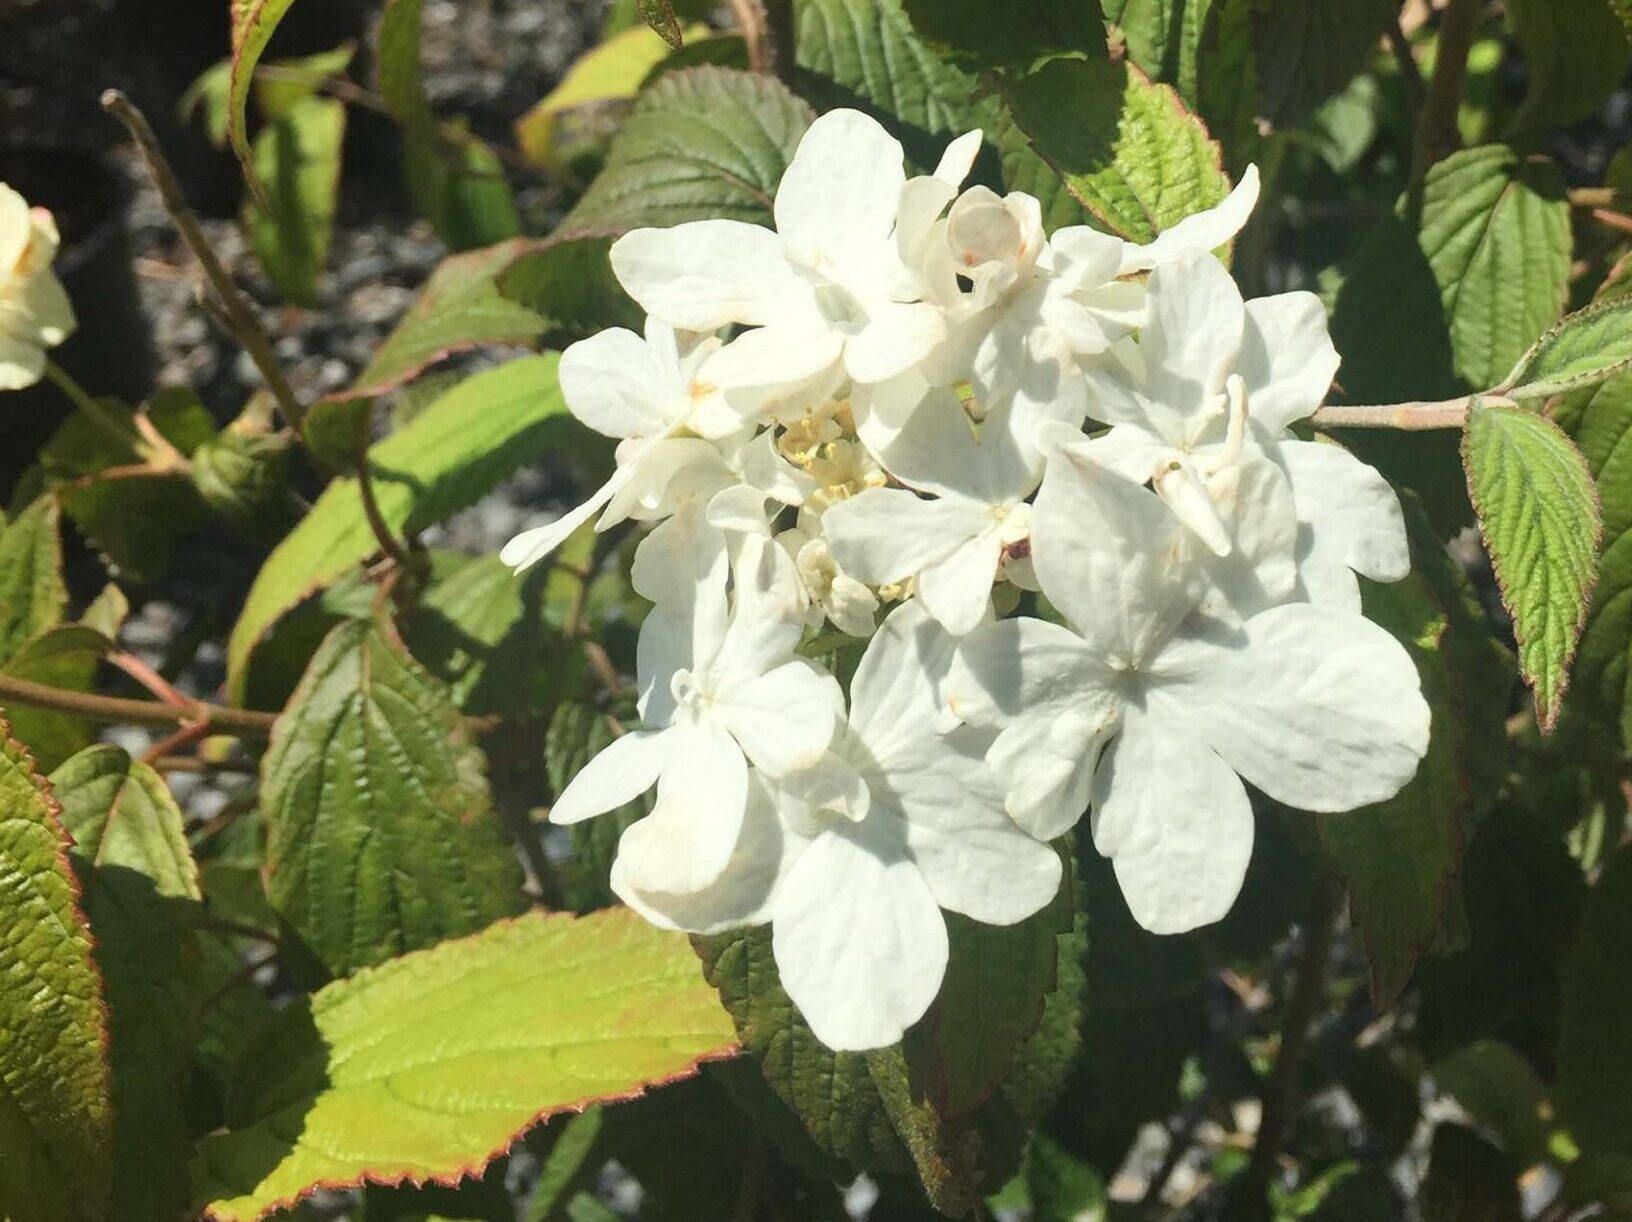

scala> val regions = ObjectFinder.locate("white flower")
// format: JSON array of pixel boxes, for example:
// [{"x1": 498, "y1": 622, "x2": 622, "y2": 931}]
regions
[
  {"x1": 824, "y1": 389, "x2": 1038, "y2": 636},
  {"x1": 610, "y1": 112, "x2": 979, "y2": 418},
  {"x1": 1080, "y1": 250, "x2": 1406, "y2": 618},
  {"x1": 500, "y1": 318, "x2": 738, "y2": 572},
  {"x1": 549, "y1": 534, "x2": 841, "y2": 896},
  {"x1": 616, "y1": 599, "x2": 1062, "y2": 1051},
  {"x1": 945, "y1": 443, "x2": 1430, "y2": 935},
  {"x1": 0, "y1": 184, "x2": 75, "y2": 391},
  {"x1": 779, "y1": 524, "x2": 878, "y2": 637}
]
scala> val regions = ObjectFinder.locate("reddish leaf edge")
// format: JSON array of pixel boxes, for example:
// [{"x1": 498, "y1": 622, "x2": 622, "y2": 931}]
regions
[
  {"x1": 0, "y1": 717, "x2": 116, "y2": 1153},
  {"x1": 198, "y1": 905, "x2": 742, "y2": 1222},
  {"x1": 1460, "y1": 405, "x2": 1604, "y2": 734}
]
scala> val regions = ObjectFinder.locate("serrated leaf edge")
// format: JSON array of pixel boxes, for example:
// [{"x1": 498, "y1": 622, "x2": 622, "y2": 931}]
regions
[
  {"x1": 1503, "y1": 293, "x2": 1632, "y2": 401},
  {"x1": 1461, "y1": 402, "x2": 1604, "y2": 732}
]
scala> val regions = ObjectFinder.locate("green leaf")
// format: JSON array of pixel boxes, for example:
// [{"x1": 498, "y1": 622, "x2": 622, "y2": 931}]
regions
[
  {"x1": 228, "y1": 0, "x2": 301, "y2": 188},
  {"x1": 564, "y1": 66, "x2": 814, "y2": 231},
  {"x1": 899, "y1": 0, "x2": 1105, "y2": 70},
  {"x1": 404, "y1": 550, "x2": 585, "y2": 718},
  {"x1": 906, "y1": 851, "x2": 1074, "y2": 1119},
  {"x1": 379, "y1": 0, "x2": 521, "y2": 249},
  {"x1": 1506, "y1": 0, "x2": 1630, "y2": 132},
  {"x1": 495, "y1": 234, "x2": 644, "y2": 338},
  {"x1": 41, "y1": 389, "x2": 215, "y2": 583},
  {"x1": 53, "y1": 745, "x2": 202, "y2": 1222},
  {"x1": 1422, "y1": 1125, "x2": 1524, "y2": 1222},
  {"x1": 180, "y1": 58, "x2": 233, "y2": 149},
  {"x1": 261, "y1": 618, "x2": 526, "y2": 976},
  {"x1": 864, "y1": 1047, "x2": 979, "y2": 1216},
  {"x1": 547, "y1": 700, "x2": 650, "y2": 912},
  {"x1": 1432, "y1": 1040, "x2": 1554, "y2": 1169},
  {"x1": 226, "y1": 354, "x2": 571, "y2": 703},
  {"x1": 333, "y1": 239, "x2": 548, "y2": 406},
  {"x1": 1462, "y1": 400, "x2": 1602, "y2": 730},
  {"x1": 253, "y1": 42, "x2": 355, "y2": 119},
  {"x1": 0, "y1": 495, "x2": 65, "y2": 663},
  {"x1": 0, "y1": 724, "x2": 112, "y2": 1222},
  {"x1": 1, "y1": 626, "x2": 109, "y2": 771},
  {"x1": 1250, "y1": 0, "x2": 1394, "y2": 126},
  {"x1": 1318, "y1": 492, "x2": 1497, "y2": 1005},
  {"x1": 1000, "y1": 55, "x2": 1231, "y2": 245},
  {"x1": 692, "y1": 924, "x2": 914, "y2": 1172},
  {"x1": 244, "y1": 94, "x2": 345, "y2": 308},
  {"x1": 1006, "y1": 1134, "x2": 1107, "y2": 1222},
  {"x1": 191, "y1": 405, "x2": 298, "y2": 540},
  {"x1": 1503, "y1": 294, "x2": 1632, "y2": 401},
  {"x1": 1422, "y1": 146, "x2": 1572, "y2": 393},
  {"x1": 513, "y1": 23, "x2": 703, "y2": 169},
  {"x1": 1558, "y1": 843, "x2": 1632, "y2": 1169},
  {"x1": 796, "y1": 0, "x2": 995, "y2": 155},
  {"x1": 192, "y1": 906, "x2": 738, "y2": 1221}
]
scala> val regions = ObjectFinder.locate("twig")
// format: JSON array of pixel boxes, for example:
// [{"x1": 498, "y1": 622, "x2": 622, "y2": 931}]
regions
[
  {"x1": 0, "y1": 672, "x2": 277, "y2": 737},
  {"x1": 355, "y1": 455, "x2": 407, "y2": 567},
  {"x1": 1590, "y1": 208, "x2": 1632, "y2": 237},
  {"x1": 1309, "y1": 396, "x2": 1476, "y2": 430},
  {"x1": 150, "y1": 754, "x2": 259, "y2": 777},
  {"x1": 101, "y1": 90, "x2": 307, "y2": 434},
  {"x1": 1240, "y1": 876, "x2": 1343, "y2": 1217},
  {"x1": 200, "y1": 916, "x2": 281, "y2": 947},
  {"x1": 1410, "y1": 0, "x2": 1482, "y2": 188},
  {"x1": 142, "y1": 717, "x2": 215, "y2": 766},
  {"x1": 1384, "y1": 19, "x2": 1426, "y2": 113},
  {"x1": 106, "y1": 650, "x2": 192, "y2": 710}
]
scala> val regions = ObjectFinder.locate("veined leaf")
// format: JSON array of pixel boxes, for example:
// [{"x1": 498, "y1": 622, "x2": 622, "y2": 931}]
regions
[
  {"x1": 1463, "y1": 401, "x2": 1602, "y2": 730},
  {"x1": 226, "y1": 354, "x2": 570, "y2": 703},
  {"x1": 0, "y1": 725, "x2": 112, "y2": 1222},
  {"x1": 547, "y1": 699, "x2": 650, "y2": 912},
  {"x1": 192, "y1": 907, "x2": 738, "y2": 1222},
  {"x1": 1, "y1": 625, "x2": 109, "y2": 772},
  {"x1": 1000, "y1": 55, "x2": 1230, "y2": 246},
  {"x1": 636, "y1": 0, "x2": 684, "y2": 48},
  {"x1": 53, "y1": 745, "x2": 202, "y2": 1222},
  {"x1": 244, "y1": 94, "x2": 345, "y2": 308},
  {"x1": 495, "y1": 233, "x2": 643, "y2": 338},
  {"x1": 1421, "y1": 146, "x2": 1571, "y2": 393},
  {"x1": 228, "y1": 0, "x2": 301, "y2": 188},
  {"x1": 0, "y1": 496, "x2": 65, "y2": 663},
  {"x1": 1504, "y1": 294, "x2": 1632, "y2": 401},
  {"x1": 1251, "y1": 0, "x2": 1393, "y2": 126},
  {"x1": 796, "y1": 0, "x2": 995, "y2": 155},
  {"x1": 514, "y1": 23, "x2": 705, "y2": 169},
  {"x1": 564, "y1": 65, "x2": 813, "y2": 231},
  {"x1": 260, "y1": 618, "x2": 526, "y2": 976}
]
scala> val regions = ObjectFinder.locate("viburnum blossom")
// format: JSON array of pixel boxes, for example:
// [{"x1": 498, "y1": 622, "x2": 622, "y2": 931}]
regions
[
  {"x1": 505, "y1": 109, "x2": 1432, "y2": 1051},
  {"x1": 0, "y1": 183, "x2": 76, "y2": 391}
]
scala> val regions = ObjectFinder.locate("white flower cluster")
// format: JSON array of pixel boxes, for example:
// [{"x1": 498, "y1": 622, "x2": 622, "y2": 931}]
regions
[
  {"x1": 503, "y1": 111, "x2": 1431, "y2": 1051},
  {"x1": 0, "y1": 183, "x2": 75, "y2": 391}
]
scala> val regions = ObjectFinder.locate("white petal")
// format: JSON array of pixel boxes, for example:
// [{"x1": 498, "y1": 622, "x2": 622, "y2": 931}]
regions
[
  {"x1": 822, "y1": 487, "x2": 991, "y2": 586},
  {"x1": 916, "y1": 526, "x2": 1005, "y2": 637},
  {"x1": 1031, "y1": 444, "x2": 1205, "y2": 662},
  {"x1": 559, "y1": 327, "x2": 676, "y2": 439},
  {"x1": 874, "y1": 386, "x2": 1037, "y2": 505},
  {"x1": 846, "y1": 599, "x2": 954, "y2": 745},
  {"x1": 772, "y1": 818, "x2": 947, "y2": 1051},
  {"x1": 1142, "y1": 249, "x2": 1245, "y2": 418},
  {"x1": 705, "y1": 320, "x2": 847, "y2": 421},
  {"x1": 611, "y1": 220, "x2": 810, "y2": 329},
  {"x1": 619, "y1": 724, "x2": 748, "y2": 894},
  {"x1": 612, "y1": 773, "x2": 805, "y2": 933},
  {"x1": 934, "y1": 130, "x2": 984, "y2": 186},
  {"x1": 1151, "y1": 602, "x2": 1430, "y2": 812},
  {"x1": 946, "y1": 616, "x2": 1119, "y2": 838},
  {"x1": 1196, "y1": 448, "x2": 1301, "y2": 619},
  {"x1": 776, "y1": 109, "x2": 907, "y2": 266},
  {"x1": 844, "y1": 302, "x2": 949, "y2": 385},
  {"x1": 499, "y1": 464, "x2": 634, "y2": 572},
  {"x1": 549, "y1": 728, "x2": 671, "y2": 825},
  {"x1": 716, "y1": 661, "x2": 842, "y2": 777},
  {"x1": 1119, "y1": 164, "x2": 1261, "y2": 274},
  {"x1": 1240, "y1": 293, "x2": 1339, "y2": 432},
  {"x1": 905, "y1": 793, "x2": 1063, "y2": 926},
  {"x1": 1280, "y1": 439, "x2": 1410, "y2": 585},
  {"x1": 1090, "y1": 704, "x2": 1255, "y2": 935},
  {"x1": 604, "y1": 437, "x2": 734, "y2": 525}
]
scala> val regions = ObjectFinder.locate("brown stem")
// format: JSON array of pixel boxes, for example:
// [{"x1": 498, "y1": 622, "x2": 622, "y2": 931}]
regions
[
  {"x1": 106, "y1": 650, "x2": 192, "y2": 710},
  {"x1": 1385, "y1": 19, "x2": 1426, "y2": 113},
  {"x1": 1240, "y1": 876, "x2": 1342, "y2": 1217},
  {"x1": 1309, "y1": 396, "x2": 1474, "y2": 430},
  {"x1": 0, "y1": 672, "x2": 277, "y2": 737},
  {"x1": 101, "y1": 90, "x2": 307, "y2": 433},
  {"x1": 355, "y1": 452, "x2": 407, "y2": 568},
  {"x1": 1410, "y1": 0, "x2": 1482, "y2": 188}
]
